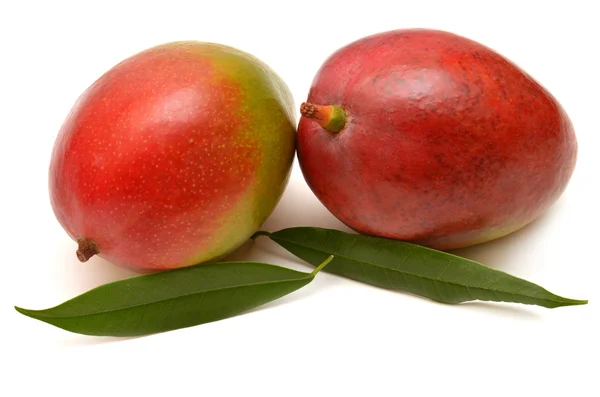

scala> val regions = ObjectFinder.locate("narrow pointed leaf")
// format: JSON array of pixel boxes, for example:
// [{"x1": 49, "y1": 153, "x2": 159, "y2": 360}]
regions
[
  {"x1": 15, "y1": 257, "x2": 333, "y2": 337},
  {"x1": 254, "y1": 227, "x2": 587, "y2": 308}
]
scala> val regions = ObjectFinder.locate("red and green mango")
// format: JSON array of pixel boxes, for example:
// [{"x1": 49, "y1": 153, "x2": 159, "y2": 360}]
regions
[{"x1": 49, "y1": 42, "x2": 296, "y2": 272}]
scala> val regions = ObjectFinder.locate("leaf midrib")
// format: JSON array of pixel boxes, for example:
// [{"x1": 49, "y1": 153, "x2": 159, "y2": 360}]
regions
[
  {"x1": 274, "y1": 236, "x2": 570, "y2": 305},
  {"x1": 23, "y1": 274, "x2": 312, "y2": 319}
]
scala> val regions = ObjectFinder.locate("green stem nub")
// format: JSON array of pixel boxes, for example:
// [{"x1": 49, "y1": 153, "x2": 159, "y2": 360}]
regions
[
  {"x1": 300, "y1": 102, "x2": 348, "y2": 133},
  {"x1": 76, "y1": 237, "x2": 99, "y2": 262}
]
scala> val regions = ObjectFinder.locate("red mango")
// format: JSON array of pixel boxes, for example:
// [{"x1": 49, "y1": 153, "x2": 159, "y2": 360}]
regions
[{"x1": 297, "y1": 29, "x2": 577, "y2": 250}]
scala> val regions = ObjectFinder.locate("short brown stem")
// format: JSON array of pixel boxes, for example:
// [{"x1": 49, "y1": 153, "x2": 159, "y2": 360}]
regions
[
  {"x1": 300, "y1": 102, "x2": 321, "y2": 120},
  {"x1": 76, "y1": 237, "x2": 99, "y2": 262}
]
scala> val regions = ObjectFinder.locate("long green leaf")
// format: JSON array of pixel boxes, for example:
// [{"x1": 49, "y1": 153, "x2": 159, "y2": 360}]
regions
[
  {"x1": 15, "y1": 256, "x2": 333, "y2": 337},
  {"x1": 254, "y1": 227, "x2": 587, "y2": 308}
]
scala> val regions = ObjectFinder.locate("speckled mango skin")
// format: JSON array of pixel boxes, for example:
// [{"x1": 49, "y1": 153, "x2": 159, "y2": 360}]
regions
[
  {"x1": 297, "y1": 29, "x2": 577, "y2": 250},
  {"x1": 49, "y1": 42, "x2": 296, "y2": 271}
]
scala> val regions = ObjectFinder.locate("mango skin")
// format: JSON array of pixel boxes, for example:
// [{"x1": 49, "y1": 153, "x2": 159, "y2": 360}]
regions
[
  {"x1": 49, "y1": 42, "x2": 296, "y2": 271},
  {"x1": 297, "y1": 29, "x2": 577, "y2": 250}
]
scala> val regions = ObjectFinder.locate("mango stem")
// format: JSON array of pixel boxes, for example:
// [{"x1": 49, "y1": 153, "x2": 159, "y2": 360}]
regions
[
  {"x1": 300, "y1": 102, "x2": 348, "y2": 133},
  {"x1": 76, "y1": 237, "x2": 99, "y2": 262}
]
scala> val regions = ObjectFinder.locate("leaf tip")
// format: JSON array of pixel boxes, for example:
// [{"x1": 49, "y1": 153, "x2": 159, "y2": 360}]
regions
[
  {"x1": 544, "y1": 296, "x2": 588, "y2": 308},
  {"x1": 14, "y1": 305, "x2": 35, "y2": 318},
  {"x1": 311, "y1": 255, "x2": 334, "y2": 276},
  {"x1": 15, "y1": 305, "x2": 50, "y2": 321},
  {"x1": 560, "y1": 298, "x2": 588, "y2": 307}
]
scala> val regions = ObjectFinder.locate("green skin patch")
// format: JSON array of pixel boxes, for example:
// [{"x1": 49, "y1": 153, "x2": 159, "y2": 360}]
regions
[
  {"x1": 178, "y1": 42, "x2": 296, "y2": 267},
  {"x1": 323, "y1": 106, "x2": 348, "y2": 133}
]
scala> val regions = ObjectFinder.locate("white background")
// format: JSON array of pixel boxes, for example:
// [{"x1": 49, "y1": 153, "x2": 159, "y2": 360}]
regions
[{"x1": 1, "y1": 1, "x2": 598, "y2": 396}]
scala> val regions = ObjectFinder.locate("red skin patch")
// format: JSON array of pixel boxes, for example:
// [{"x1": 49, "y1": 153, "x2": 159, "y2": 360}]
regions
[
  {"x1": 50, "y1": 45, "x2": 259, "y2": 270},
  {"x1": 297, "y1": 29, "x2": 577, "y2": 250}
]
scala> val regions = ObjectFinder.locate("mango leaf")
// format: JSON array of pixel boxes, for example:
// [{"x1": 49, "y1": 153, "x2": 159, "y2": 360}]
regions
[
  {"x1": 254, "y1": 227, "x2": 587, "y2": 308},
  {"x1": 15, "y1": 256, "x2": 333, "y2": 337}
]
